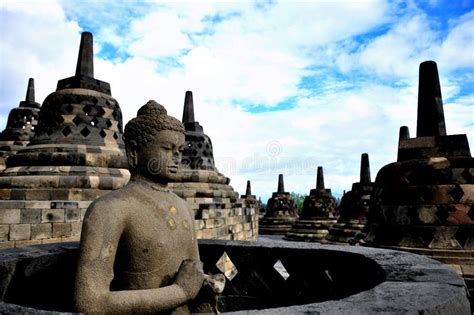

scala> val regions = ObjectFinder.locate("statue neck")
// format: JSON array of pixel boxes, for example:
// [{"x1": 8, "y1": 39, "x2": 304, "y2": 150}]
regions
[{"x1": 130, "y1": 174, "x2": 169, "y2": 191}]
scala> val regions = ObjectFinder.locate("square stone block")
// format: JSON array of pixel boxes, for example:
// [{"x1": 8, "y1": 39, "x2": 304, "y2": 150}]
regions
[
  {"x1": 0, "y1": 209, "x2": 21, "y2": 224},
  {"x1": 71, "y1": 221, "x2": 82, "y2": 235},
  {"x1": 202, "y1": 228, "x2": 217, "y2": 239},
  {"x1": 25, "y1": 189, "x2": 51, "y2": 200},
  {"x1": 42, "y1": 209, "x2": 65, "y2": 223},
  {"x1": 31, "y1": 224, "x2": 52, "y2": 240},
  {"x1": 0, "y1": 189, "x2": 11, "y2": 200},
  {"x1": 0, "y1": 225, "x2": 9, "y2": 242},
  {"x1": 20, "y1": 209, "x2": 41, "y2": 224},
  {"x1": 52, "y1": 223, "x2": 72, "y2": 238},
  {"x1": 10, "y1": 224, "x2": 31, "y2": 241},
  {"x1": 66, "y1": 208, "x2": 81, "y2": 222}
]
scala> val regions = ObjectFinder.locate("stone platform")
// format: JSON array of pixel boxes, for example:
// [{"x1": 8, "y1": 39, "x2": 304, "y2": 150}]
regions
[{"x1": 0, "y1": 240, "x2": 470, "y2": 313}]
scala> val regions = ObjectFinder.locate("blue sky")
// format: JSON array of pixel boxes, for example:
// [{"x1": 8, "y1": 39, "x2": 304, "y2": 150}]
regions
[{"x1": 0, "y1": 0, "x2": 473, "y2": 202}]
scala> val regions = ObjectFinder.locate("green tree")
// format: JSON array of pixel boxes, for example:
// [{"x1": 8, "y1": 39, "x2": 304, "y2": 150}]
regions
[{"x1": 290, "y1": 192, "x2": 306, "y2": 214}]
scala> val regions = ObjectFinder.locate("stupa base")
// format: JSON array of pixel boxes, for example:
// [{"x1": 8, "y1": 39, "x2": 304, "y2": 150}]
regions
[
  {"x1": 325, "y1": 220, "x2": 366, "y2": 244},
  {"x1": 284, "y1": 219, "x2": 337, "y2": 242},
  {"x1": 259, "y1": 217, "x2": 297, "y2": 235}
]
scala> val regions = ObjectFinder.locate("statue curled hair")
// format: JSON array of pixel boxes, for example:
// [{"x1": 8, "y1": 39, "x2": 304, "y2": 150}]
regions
[{"x1": 123, "y1": 100, "x2": 185, "y2": 149}]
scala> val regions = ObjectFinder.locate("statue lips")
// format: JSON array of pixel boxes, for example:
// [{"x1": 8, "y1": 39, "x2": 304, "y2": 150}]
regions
[{"x1": 168, "y1": 166, "x2": 178, "y2": 174}]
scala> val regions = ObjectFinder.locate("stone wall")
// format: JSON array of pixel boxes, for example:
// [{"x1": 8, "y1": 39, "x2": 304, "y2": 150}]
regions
[
  {"x1": 0, "y1": 192, "x2": 259, "y2": 248},
  {"x1": 0, "y1": 200, "x2": 90, "y2": 248},
  {"x1": 172, "y1": 182, "x2": 259, "y2": 241}
]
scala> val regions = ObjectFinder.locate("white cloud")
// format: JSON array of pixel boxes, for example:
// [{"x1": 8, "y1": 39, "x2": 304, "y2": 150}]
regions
[
  {"x1": 0, "y1": 0, "x2": 81, "y2": 111},
  {"x1": 439, "y1": 11, "x2": 474, "y2": 70},
  {"x1": 336, "y1": 9, "x2": 474, "y2": 80},
  {"x1": 0, "y1": 0, "x2": 472, "y2": 203}
]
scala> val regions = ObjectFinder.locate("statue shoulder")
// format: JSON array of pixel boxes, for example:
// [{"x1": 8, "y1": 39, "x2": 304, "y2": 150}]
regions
[
  {"x1": 170, "y1": 191, "x2": 192, "y2": 209},
  {"x1": 84, "y1": 184, "x2": 141, "y2": 220}
]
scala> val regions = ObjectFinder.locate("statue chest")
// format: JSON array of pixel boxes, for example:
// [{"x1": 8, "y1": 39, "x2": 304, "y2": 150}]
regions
[{"x1": 114, "y1": 200, "x2": 197, "y2": 281}]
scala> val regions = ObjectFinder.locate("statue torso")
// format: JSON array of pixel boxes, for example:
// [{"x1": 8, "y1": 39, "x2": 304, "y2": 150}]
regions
[{"x1": 109, "y1": 182, "x2": 198, "y2": 290}]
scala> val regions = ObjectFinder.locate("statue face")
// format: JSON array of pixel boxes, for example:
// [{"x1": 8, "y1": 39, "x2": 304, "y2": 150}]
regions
[{"x1": 136, "y1": 130, "x2": 185, "y2": 182}]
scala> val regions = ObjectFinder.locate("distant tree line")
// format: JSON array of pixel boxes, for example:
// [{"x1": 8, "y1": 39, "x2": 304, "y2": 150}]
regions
[{"x1": 290, "y1": 192, "x2": 307, "y2": 214}]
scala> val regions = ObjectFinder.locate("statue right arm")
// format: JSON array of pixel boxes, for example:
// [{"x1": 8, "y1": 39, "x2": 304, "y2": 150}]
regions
[{"x1": 74, "y1": 202, "x2": 191, "y2": 313}]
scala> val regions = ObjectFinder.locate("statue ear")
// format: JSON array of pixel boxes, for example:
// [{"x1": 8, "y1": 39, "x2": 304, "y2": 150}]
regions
[{"x1": 126, "y1": 140, "x2": 139, "y2": 169}]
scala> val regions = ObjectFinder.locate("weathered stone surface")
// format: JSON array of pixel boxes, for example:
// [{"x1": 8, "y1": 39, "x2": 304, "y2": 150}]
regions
[
  {"x1": 20, "y1": 208, "x2": 41, "y2": 224},
  {"x1": 9, "y1": 224, "x2": 31, "y2": 241},
  {"x1": 31, "y1": 224, "x2": 52, "y2": 240},
  {"x1": 52, "y1": 223, "x2": 72, "y2": 238},
  {"x1": 0, "y1": 209, "x2": 20, "y2": 224},
  {"x1": 41, "y1": 209, "x2": 65, "y2": 223},
  {"x1": 0, "y1": 225, "x2": 9, "y2": 242}
]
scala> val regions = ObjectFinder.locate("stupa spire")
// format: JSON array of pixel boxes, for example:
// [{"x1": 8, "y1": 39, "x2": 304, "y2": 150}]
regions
[
  {"x1": 360, "y1": 153, "x2": 371, "y2": 184},
  {"x1": 75, "y1": 32, "x2": 94, "y2": 77},
  {"x1": 416, "y1": 61, "x2": 446, "y2": 137},
  {"x1": 19, "y1": 78, "x2": 40, "y2": 108},
  {"x1": 182, "y1": 91, "x2": 195, "y2": 123},
  {"x1": 25, "y1": 78, "x2": 35, "y2": 104},
  {"x1": 246, "y1": 180, "x2": 252, "y2": 196},
  {"x1": 399, "y1": 126, "x2": 410, "y2": 141},
  {"x1": 316, "y1": 166, "x2": 325, "y2": 190},
  {"x1": 277, "y1": 174, "x2": 285, "y2": 193}
]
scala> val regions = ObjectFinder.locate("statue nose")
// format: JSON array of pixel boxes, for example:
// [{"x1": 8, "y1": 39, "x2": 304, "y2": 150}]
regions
[{"x1": 172, "y1": 151, "x2": 181, "y2": 163}]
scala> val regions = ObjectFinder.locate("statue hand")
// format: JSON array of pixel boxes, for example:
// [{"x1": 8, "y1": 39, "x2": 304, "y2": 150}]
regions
[{"x1": 175, "y1": 259, "x2": 205, "y2": 301}]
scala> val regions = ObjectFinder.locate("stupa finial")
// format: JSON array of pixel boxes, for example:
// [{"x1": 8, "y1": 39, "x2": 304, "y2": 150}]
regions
[
  {"x1": 182, "y1": 91, "x2": 195, "y2": 124},
  {"x1": 75, "y1": 32, "x2": 94, "y2": 77},
  {"x1": 277, "y1": 174, "x2": 285, "y2": 193},
  {"x1": 416, "y1": 61, "x2": 446, "y2": 137},
  {"x1": 19, "y1": 78, "x2": 40, "y2": 108},
  {"x1": 360, "y1": 153, "x2": 371, "y2": 184},
  {"x1": 246, "y1": 180, "x2": 252, "y2": 196},
  {"x1": 399, "y1": 126, "x2": 410, "y2": 140},
  {"x1": 317, "y1": 166, "x2": 325, "y2": 190},
  {"x1": 25, "y1": 78, "x2": 35, "y2": 103}
]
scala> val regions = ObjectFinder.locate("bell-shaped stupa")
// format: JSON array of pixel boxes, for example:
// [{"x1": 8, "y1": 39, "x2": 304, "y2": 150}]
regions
[
  {"x1": 0, "y1": 32, "x2": 130, "y2": 247},
  {"x1": 326, "y1": 154, "x2": 374, "y2": 244},
  {"x1": 241, "y1": 180, "x2": 264, "y2": 217},
  {"x1": 169, "y1": 91, "x2": 258, "y2": 240},
  {"x1": 364, "y1": 61, "x2": 473, "y2": 299},
  {"x1": 285, "y1": 167, "x2": 337, "y2": 241},
  {"x1": 259, "y1": 174, "x2": 298, "y2": 235},
  {"x1": 0, "y1": 78, "x2": 41, "y2": 170}
]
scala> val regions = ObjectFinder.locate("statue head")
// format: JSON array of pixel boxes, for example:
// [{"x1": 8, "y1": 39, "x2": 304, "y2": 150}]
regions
[{"x1": 124, "y1": 100, "x2": 186, "y2": 183}]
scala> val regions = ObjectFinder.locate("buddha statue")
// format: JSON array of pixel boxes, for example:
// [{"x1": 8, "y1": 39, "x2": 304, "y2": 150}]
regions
[{"x1": 75, "y1": 101, "x2": 205, "y2": 313}]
